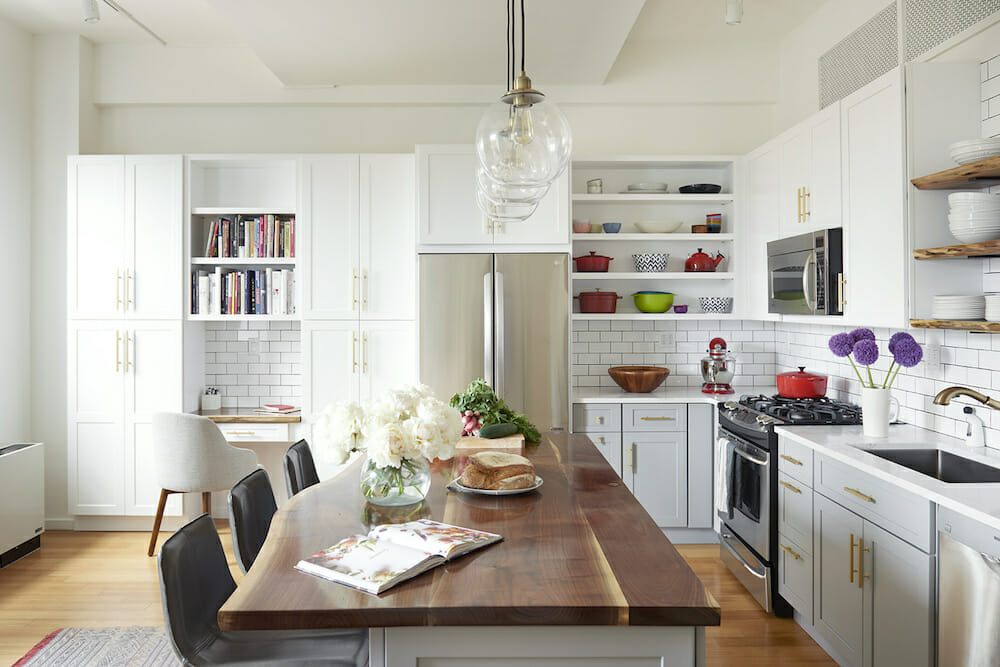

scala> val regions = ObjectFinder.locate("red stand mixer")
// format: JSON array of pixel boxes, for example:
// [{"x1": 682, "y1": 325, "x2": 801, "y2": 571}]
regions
[{"x1": 701, "y1": 337, "x2": 736, "y2": 395}]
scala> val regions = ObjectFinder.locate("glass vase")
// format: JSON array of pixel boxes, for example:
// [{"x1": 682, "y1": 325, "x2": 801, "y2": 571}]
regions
[{"x1": 360, "y1": 455, "x2": 431, "y2": 507}]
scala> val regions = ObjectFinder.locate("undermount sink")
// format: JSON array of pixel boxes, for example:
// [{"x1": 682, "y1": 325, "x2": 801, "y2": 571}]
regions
[{"x1": 865, "y1": 448, "x2": 1000, "y2": 484}]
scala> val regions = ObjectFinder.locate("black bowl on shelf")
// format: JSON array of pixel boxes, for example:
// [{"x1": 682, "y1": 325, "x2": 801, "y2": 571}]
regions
[{"x1": 679, "y1": 183, "x2": 722, "y2": 194}]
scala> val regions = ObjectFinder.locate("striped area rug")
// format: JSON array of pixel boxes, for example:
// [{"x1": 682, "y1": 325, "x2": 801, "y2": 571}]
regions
[{"x1": 14, "y1": 627, "x2": 179, "y2": 666}]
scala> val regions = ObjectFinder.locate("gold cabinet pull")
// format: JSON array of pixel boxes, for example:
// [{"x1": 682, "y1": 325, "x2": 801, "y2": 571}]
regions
[
  {"x1": 780, "y1": 544, "x2": 802, "y2": 560},
  {"x1": 849, "y1": 533, "x2": 858, "y2": 583},
  {"x1": 126, "y1": 269, "x2": 133, "y2": 309},
  {"x1": 115, "y1": 329, "x2": 122, "y2": 372},
  {"x1": 352, "y1": 270, "x2": 358, "y2": 310},
  {"x1": 796, "y1": 187, "x2": 803, "y2": 223},
  {"x1": 361, "y1": 270, "x2": 368, "y2": 309},
  {"x1": 351, "y1": 331, "x2": 358, "y2": 373},
  {"x1": 640, "y1": 416, "x2": 674, "y2": 421},
  {"x1": 780, "y1": 454, "x2": 803, "y2": 466},
  {"x1": 838, "y1": 273, "x2": 847, "y2": 308},
  {"x1": 595, "y1": 416, "x2": 605, "y2": 424},
  {"x1": 625, "y1": 443, "x2": 634, "y2": 472},
  {"x1": 116, "y1": 268, "x2": 123, "y2": 310},
  {"x1": 803, "y1": 189, "x2": 811, "y2": 218},
  {"x1": 596, "y1": 436, "x2": 605, "y2": 444},
  {"x1": 858, "y1": 537, "x2": 870, "y2": 588},
  {"x1": 226, "y1": 430, "x2": 256, "y2": 436},
  {"x1": 779, "y1": 480, "x2": 802, "y2": 494},
  {"x1": 844, "y1": 486, "x2": 876, "y2": 503},
  {"x1": 124, "y1": 331, "x2": 132, "y2": 371},
  {"x1": 362, "y1": 331, "x2": 368, "y2": 373}
]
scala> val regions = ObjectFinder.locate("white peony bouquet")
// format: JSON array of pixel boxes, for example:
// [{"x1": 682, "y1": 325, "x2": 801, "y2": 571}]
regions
[{"x1": 314, "y1": 383, "x2": 462, "y2": 470}]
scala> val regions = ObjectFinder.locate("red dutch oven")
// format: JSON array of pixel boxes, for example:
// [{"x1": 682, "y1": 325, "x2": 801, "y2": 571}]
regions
[
  {"x1": 575, "y1": 289, "x2": 621, "y2": 313},
  {"x1": 573, "y1": 251, "x2": 613, "y2": 272},
  {"x1": 776, "y1": 366, "x2": 828, "y2": 399}
]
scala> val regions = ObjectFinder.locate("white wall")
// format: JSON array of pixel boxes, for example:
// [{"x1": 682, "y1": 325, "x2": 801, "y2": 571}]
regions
[{"x1": 0, "y1": 15, "x2": 33, "y2": 443}]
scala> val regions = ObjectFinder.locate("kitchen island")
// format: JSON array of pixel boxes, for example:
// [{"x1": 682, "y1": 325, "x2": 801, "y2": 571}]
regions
[{"x1": 218, "y1": 432, "x2": 720, "y2": 666}]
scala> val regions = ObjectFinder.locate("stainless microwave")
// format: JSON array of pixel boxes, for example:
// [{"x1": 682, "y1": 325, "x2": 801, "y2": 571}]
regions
[{"x1": 767, "y1": 228, "x2": 844, "y2": 316}]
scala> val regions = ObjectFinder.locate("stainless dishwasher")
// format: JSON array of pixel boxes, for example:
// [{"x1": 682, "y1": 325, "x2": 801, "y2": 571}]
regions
[{"x1": 938, "y1": 506, "x2": 1000, "y2": 666}]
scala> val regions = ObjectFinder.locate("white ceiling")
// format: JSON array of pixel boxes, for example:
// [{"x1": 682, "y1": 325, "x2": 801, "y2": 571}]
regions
[{"x1": 0, "y1": 0, "x2": 827, "y2": 87}]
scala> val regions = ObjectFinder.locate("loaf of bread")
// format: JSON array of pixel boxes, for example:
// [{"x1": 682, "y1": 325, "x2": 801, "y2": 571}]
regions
[{"x1": 459, "y1": 451, "x2": 536, "y2": 490}]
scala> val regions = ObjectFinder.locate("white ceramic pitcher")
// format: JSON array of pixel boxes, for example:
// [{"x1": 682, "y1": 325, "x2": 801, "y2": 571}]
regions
[{"x1": 861, "y1": 387, "x2": 900, "y2": 438}]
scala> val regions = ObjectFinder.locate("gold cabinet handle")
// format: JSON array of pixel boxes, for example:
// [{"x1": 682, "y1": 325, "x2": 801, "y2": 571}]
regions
[
  {"x1": 838, "y1": 273, "x2": 847, "y2": 308},
  {"x1": 361, "y1": 270, "x2": 368, "y2": 309},
  {"x1": 802, "y1": 188, "x2": 811, "y2": 218},
  {"x1": 849, "y1": 533, "x2": 858, "y2": 583},
  {"x1": 844, "y1": 486, "x2": 876, "y2": 503},
  {"x1": 351, "y1": 331, "x2": 358, "y2": 373},
  {"x1": 352, "y1": 270, "x2": 358, "y2": 311},
  {"x1": 116, "y1": 268, "x2": 123, "y2": 310},
  {"x1": 625, "y1": 443, "x2": 635, "y2": 472},
  {"x1": 796, "y1": 187, "x2": 802, "y2": 223},
  {"x1": 596, "y1": 436, "x2": 605, "y2": 444},
  {"x1": 126, "y1": 269, "x2": 133, "y2": 309},
  {"x1": 779, "y1": 480, "x2": 802, "y2": 494},
  {"x1": 780, "y1": 454, "x2": 803, "y2": 466},
  {"x1": 858, "y1": 537, "x2": 870, "y2": 588},
  {"x1": 779, "y1": 544, "x2": 802, "y2": 561},
  {"x1": 595, "y1": 416, "x2": 604, "y2": 424},
  {"x1": 115, "y1": 329, "x2": 122, "y2": 372},
  {"x1": 124, "y1": 331, "x2": 132, "y2": 372},
  {"x1": 640, "y1": 416, "x2": 674, "y2": 421},
  {"x1": 362, "y1": 331, "x2": 368, "y2": 373},
  {"x1": 226, "y1": 430, "x2": 257, "y2": 436}
]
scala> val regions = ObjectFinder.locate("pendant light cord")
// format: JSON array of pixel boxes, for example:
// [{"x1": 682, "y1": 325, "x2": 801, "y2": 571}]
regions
[
  {"x1": 507, "y1": 0, "x2": 513, "y2": 90},
  {"x1": 520, "y1": 0, "x2": 525, "y2": 73}
]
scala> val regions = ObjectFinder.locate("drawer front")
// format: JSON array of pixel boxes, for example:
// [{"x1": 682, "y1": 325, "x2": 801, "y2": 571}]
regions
[
  {"x1": 777, "y1": 532, "x2": 813, "y2": 623},
  {"x1": 217, "y1": 423, "x2": 290, "y2": 442},
  {"x1": 622, "y1": 404, "x2": 687, "y2": 432},
  {"x1": 583, "y1": 432, "x2": 622, "y2": 477},
  {"x1": 778, "y1": 471, "x2": 812, "y2": 553},
  {"x1": 778, "y1": 435, "x2": 813, "y2": 486},
  {"x1": 815, "y1": 454, "x2": 934, "y2": 552},
  {"x1": 938, "y1": 505, "x2": 1000, "y2": 559},
  {"x1": 572, "y1": 404, "x2": 621, "y2": 433}
]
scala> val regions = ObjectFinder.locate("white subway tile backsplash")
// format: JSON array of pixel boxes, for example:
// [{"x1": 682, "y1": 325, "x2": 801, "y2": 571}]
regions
[{"x1": 204, "y1": 322, "x2": 301, "y2": 408}]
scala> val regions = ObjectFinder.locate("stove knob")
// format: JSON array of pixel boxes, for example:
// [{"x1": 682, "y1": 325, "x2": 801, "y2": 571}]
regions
[
  {"x1": 723, "y1": 401, "x2": 739, "y2": 411},
  {"x1": 755, "y1": 414, "x2": 775, "y2": 425}
]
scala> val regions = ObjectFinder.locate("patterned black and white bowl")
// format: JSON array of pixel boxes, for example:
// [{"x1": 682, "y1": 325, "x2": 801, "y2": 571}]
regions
[
  {"x1": 698, "y1": 296, "x2": 734, "y2": 313},
  {"x1": 632, "y1": 253, "x2": 669, "y2": 272}
]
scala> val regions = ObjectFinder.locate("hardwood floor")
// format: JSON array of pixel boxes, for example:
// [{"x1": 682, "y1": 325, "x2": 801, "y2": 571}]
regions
[{"x1": 0, "y1": 532, "x2": 833, "y2": 665}]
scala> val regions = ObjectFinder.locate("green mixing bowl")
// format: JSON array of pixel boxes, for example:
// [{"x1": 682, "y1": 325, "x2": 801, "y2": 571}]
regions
[{"x1": 632, "y1": 291, "x2": 674, "y2": 313}]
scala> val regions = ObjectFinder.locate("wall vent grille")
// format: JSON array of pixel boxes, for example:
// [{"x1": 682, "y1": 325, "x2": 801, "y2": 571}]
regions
[
  {"x1": 905, "y1": 0, "x2": 1000, "y2": 61},
  {"x1": 818, "y1": 3, "x2": 898, "y2": 109}
]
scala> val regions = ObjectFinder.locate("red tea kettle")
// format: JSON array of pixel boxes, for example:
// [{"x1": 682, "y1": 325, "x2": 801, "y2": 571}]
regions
[{"x1": 684, "y1": 248, "x2": 725, "y2": 272}]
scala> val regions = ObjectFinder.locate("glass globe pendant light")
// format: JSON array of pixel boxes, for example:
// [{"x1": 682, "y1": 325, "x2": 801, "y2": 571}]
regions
[{"x1": 475, "y1": 0, "x2": 572, "y2": 220}]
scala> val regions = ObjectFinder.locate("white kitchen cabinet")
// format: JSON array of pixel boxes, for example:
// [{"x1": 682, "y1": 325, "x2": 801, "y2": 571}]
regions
[
  {"x1": 416, "y1": 145, "x2": 569, "y2": 248},
  {"x1": 744, "y1": 142, "x2": 780, "y2": 319},
  {"x1": 778, "y1": 104, "x2": 842, "y2": 239},
  {"x1": 624, "y1": 433, "x2": 687, "y2": 528},
  {"x1": 68, "y1": 155, "x2": 183, "y2": 320},
  {"x1": 588, "y1": 432, "x2": 623, "y2": 475},
  {"x1": 302, "y1": 320, "x2": 417, "y2": 416},
  {"x1": 68, "y1": 320, "x2": 183, "y2": 517},
  {"x1": 841, "y1": 69, "x2": 907, "y2": 329},
  {"x1": 300, "y1": 154, "x2": 415, "y2": 320}
]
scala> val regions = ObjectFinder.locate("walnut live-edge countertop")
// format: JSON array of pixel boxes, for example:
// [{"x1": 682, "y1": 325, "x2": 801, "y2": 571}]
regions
[
  {"x1": 218, "y1": 433, "x2": 721, "y2": 631},
  {"x1": 197, "y1": 408, "x2": 301, "y2": 424}
]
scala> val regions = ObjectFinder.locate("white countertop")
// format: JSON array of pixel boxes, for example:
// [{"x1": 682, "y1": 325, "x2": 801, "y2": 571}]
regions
[
  {"x1": 573, "y1": 385, "x2": 779, "y2": 404},
  {"x1": 779, "y1": 423, "x2": 1000, "y2": 532}
]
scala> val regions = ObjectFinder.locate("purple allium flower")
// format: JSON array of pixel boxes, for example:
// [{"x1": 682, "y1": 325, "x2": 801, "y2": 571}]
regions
[
  {"x1": 850, "y1": 328, "x2": 876, "y2": 343},
  {"x1": 828, "y1": 333, "x2": 855, "y2": 358},
  {"x1": 888, "y1": 332, "x2": 915, "y2": 354},
  {"x1": 853, "y1": 339, "x2": 879, "y2": 366},
  {"x1": 892, "y1": 339, "x2": 923, "y2": 367}
]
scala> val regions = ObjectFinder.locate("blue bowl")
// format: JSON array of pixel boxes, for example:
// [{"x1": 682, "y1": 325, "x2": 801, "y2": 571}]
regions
[{"x1": 602, "y1": 222, "x2": 621, "y2": 233}]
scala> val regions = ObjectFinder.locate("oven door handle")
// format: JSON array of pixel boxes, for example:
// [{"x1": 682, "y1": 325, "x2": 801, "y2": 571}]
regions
[{"x1": 733, "y1": 441, "x2": 769, "y2": 467}]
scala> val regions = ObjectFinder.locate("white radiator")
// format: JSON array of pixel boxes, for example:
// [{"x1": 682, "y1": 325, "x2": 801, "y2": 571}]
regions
[{"x1": 0, "y1": 442, "x2": 44, "y2": 566}]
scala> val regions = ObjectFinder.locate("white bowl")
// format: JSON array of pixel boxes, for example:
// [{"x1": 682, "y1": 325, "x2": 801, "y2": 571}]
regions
[
  {"x1": 627, "y1": 182, "x2": 667, "y2": 192},
  {"x1": 635, "y1": 221, "x2": 683, "y2": 233},
  {"x1": 951, "y1": 229, "x2": 1000, "y2": 243},
  {"x1": 949, "y1": 192, "x2": 1000, "y2": 203}
]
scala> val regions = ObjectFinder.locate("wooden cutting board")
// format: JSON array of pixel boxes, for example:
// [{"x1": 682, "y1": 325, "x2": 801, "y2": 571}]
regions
[{"x1": 455, "y1": 433, "x2": 525, "y2": 453}]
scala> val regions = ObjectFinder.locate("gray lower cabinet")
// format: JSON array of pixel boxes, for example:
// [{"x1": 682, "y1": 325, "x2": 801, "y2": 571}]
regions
[
  {"x1": 589, "y1": 432, "x2": 622, "y2": 475},
  {"x1": 624, "y1": 432, "x2": 687, "y2": 527},
  {"x1": 813, "y1": 492, "x2": 933, "y2": 667}
]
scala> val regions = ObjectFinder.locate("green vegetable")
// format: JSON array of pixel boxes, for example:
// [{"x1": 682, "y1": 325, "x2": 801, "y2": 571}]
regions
[
  {"x1": 479, "y1": 423, "x2": 518, "y2": 439},
  {"x1": 450, "y1": 379, "x2": 541, "y2": 442}
]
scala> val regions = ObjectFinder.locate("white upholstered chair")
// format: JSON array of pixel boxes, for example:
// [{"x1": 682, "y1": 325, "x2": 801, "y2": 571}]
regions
[{"x1": 148, "y1": 412, "x2": 259, "y2": 557}]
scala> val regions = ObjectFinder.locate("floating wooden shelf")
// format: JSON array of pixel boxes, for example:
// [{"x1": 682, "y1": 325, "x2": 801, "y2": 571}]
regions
[
  {"x1": 910, "y1": 156, "x2": 1000, "y2": 190},
  {"x1": 910, "y1": 319, "x2": 1000, "y2": 332},
  {"x1": 913, "y1": 240, "x2": 1000, "y2": 259}
]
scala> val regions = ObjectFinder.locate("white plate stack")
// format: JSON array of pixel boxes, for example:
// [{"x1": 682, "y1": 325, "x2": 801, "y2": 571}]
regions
[
  {"x1": 932, "y1": 294, "x2": 986, "y2": 320},
  {"x1": 948, "y1": 192, "x2": 1000, "y2": 244},
  {"x1": 949, "y1": 138, "x2": 1000, "y2": 165},
  {"x1": 986, "y1": 295, "x2": 1000, "y2": 323}
]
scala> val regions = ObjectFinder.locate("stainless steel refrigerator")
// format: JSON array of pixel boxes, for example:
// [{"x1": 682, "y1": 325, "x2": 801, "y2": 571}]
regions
[{"x1": 418, "y1": 253, "x2": 569, "y2": 433}]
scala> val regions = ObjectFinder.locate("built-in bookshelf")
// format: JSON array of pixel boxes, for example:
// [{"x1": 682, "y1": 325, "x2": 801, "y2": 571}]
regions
[{"x1": 186, "y1": 157, "x2": 299, "y2": 319}]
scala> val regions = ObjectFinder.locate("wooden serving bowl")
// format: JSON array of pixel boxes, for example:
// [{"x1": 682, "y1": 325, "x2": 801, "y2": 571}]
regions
[{"x1": 608, "y1": 366, "x2": 669, "y2": 393}]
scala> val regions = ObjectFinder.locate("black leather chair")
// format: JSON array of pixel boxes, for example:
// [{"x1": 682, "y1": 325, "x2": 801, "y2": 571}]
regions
[
  {"x1": 284, "y1": 439, "x2": 320, "y2": 497},
  {"x1": 227, "y1": 468, "x2": 277, "y2": 574},
  {"x1": 157, "y1": 513, "x2": 369, "y2": 666}
]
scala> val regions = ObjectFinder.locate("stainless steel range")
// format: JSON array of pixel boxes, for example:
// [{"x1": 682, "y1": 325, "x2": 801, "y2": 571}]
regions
[{"x1": 715, "y1": 394, "x2": 862, "y2": 616}]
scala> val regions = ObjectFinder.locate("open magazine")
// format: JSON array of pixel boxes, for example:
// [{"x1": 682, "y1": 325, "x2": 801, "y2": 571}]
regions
[{"x1": 294, "y1": 519, "x2": 502, "y2": 595}]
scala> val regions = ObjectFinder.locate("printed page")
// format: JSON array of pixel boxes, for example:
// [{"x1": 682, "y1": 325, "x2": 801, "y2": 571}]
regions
[
  {"x1": 295, "y1": 535, "x2": 438, "y2": 595},
  {"x1": 368, "y1": 519, "x2": 502, "y2": 560}
]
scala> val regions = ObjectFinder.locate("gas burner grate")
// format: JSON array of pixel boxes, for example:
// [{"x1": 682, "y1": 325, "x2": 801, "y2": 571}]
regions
[{"x1": 737, "y1": 394, "x2": 862, "y2": 426}]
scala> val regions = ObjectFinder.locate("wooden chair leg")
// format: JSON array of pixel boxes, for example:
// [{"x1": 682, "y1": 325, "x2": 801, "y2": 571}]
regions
[
  {"x1": 202, "y1": 491, "x2": 212, "y2": 515},
  {"x1": 148, "y1": 489, "x2": 172, "y2": 557}
]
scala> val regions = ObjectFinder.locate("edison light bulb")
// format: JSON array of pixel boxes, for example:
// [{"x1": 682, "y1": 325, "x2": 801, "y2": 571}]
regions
[{"x1": 510, "y1": 104, "x2": 534, "y2": 145}]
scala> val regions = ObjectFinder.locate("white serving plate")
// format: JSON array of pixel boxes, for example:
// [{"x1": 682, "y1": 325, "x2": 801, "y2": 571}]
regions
[{"x1": 446, "y1": 475, "x2": 543, "y2": 496}]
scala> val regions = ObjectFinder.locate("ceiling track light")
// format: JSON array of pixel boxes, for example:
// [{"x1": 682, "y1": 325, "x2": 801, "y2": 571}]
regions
[
  {"x1": 82, "y1": 0, "x2": 100, "y2": 23},
  {"x1": 725, "y1": 0, "x2": 743, "y2": 25},
  {"x1": 82, "y1": 0, "x2": 168, "y2": 46}
]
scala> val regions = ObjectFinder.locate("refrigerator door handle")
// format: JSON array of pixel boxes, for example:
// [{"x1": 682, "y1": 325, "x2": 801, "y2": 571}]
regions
[
  {"x1": 483, "y1": 272, "x2": 494, "y2": 387},
  {"x1": 495, "y1": 271, "x2": 505, "y2": 398}
]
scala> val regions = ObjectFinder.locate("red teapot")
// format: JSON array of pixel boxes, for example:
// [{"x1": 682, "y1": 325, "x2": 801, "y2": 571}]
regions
[{"x1": 684, "y1": 248, "x2": 725, "y2": 272}]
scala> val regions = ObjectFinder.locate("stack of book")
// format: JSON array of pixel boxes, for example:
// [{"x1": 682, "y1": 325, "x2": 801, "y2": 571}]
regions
[
  {"x1": 191, "y1": 268, "x2": 295, "y2": 315},
  {"x1": 205, "y1": 215, "x2": 295, "y2": 258}
]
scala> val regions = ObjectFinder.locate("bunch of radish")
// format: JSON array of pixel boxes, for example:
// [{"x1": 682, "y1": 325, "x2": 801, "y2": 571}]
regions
[{"x1": 461, "y1": 410, "x2": 482, "y2": 436}]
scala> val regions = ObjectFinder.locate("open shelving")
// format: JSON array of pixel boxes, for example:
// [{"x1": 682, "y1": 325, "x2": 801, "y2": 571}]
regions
[
  {"x1": 909, "y1": 155, "x2": 1000, "y2": 190},
  {"x1": 912, "y1": 240, "x2": 1000, "y2": 259},
  {"x1": 909, "y1": 319, "x2": 1000, "y2": 332},
  {"x1": 573, "y1": 272, "x2": 733, "y2": 280},
  {"x1": 572, "y1": 313, "x2": 740, "y2": 321},
  {"x1": 572, "y1": 233, "x2": 735, "y2": 242}
]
